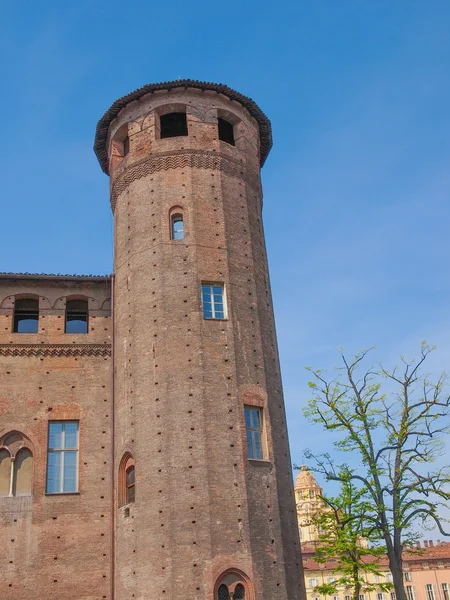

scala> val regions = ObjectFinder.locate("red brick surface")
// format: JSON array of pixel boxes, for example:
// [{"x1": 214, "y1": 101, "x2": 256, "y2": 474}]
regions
[
  {"x1": 110, "y1": 87, "x2": 305, "y2": 599},
  {"x1": 0, "y1": 278, "x2": 111, "y2": 599}
]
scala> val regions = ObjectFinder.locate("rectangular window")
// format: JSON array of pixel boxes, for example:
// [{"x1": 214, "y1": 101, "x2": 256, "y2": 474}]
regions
[
  {"x1": 308, "y1": 579, "x2": 318, "y2": 588},
  {"x1": 345, "y1": 596, "x2": 351, "y2": 600},
  {"x1": 201, "y1": 283, "x2": 225, "y2": 319},
  {"x1": 442, "y1": 584, "x2": 449, "y2": 600},
  {"x1": 328, "y1": 577, "x2": 336, "y2": 583},
  {"x1": 406, "y1": 586, "x2": 415, "y2": 600},
  {"x1": 359, "y1": 594, "x2": 367, "y2": 600},
  {"x1": 245, "y1": 406, "x2": 264, "y2": 460},
  {"x1": 386, "y1": 574, "x2": 393, "y2": 583},
  {"x1": 390, "y1": 593, "x2": 396, "y2": 600},
  {"x1": 426, "y1": 585, "x2": 435, "y2": 600},
  {"x1": 375, "y1": 576, "x2": 381, "y2": 584},
  {"x1": 377, "y1": 593, "x2": 385, "y2": 600},
  {"x1": 46, "y1": 422, "x2": 79, "y2": 493},
  {"x1": 405, "y1": 572, "x2": 412, "y2": 582},
  {"x1": 13, "y1": 298, "x2": 39, "y2": 333}
]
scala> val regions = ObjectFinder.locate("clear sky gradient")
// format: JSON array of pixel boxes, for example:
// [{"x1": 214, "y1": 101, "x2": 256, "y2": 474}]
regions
[{"x1": 2, "y1": 2, "x2": 450, "y2": 515}]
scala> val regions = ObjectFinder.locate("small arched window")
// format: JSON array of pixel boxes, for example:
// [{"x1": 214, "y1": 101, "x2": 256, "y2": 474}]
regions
[
  {"x1": 65, "y1": 299, "x2": 89, "y2": 334},
  {"x1": 171, "y1": 214, "x2": 184, "y2": 240},
  {"x1": 119, "y1": 453, "x2": 135, "y2": 507},
  {"x1": 0, "y1": 432, "x2": 33, "y2": 497},
  {"x1": 215, "y1": 570, "x2": 251, "y2": 600},
  {"x1": 13, "y1": 448, "x2": 33, "y2": 496},
  {"x1": 0, "y1": 449, "x2": 11, "y2": 496},
  {"x1": 13, "y1": 298, "x2": 39, "y2": 333}
]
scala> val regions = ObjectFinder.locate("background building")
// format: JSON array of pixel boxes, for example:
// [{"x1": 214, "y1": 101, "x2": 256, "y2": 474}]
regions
[{"x1": 296, "y1": 467, "x2": 450, "y2": 600}]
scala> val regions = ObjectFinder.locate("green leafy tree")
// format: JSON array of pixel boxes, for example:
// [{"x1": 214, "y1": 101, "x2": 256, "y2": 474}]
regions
[
  {"x1": 306, "y1": 472, "x2": 391, "y2": 600},
  {"x1": 304, "y1": 344, "x2": 450, "y2": 600}
]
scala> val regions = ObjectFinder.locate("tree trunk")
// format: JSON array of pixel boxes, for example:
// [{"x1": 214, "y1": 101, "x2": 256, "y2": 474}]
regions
[{"x1": 352, "y1": 562, "x2": 361, "y2": 600}]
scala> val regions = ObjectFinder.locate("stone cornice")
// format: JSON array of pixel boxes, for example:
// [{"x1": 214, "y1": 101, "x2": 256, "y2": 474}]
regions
[
  {"x1": 0, "y1": 344, "x2": 111, "y2": 358},
  {"x1": 110, "y1": 149, "x2": 261, "y2": 210}
]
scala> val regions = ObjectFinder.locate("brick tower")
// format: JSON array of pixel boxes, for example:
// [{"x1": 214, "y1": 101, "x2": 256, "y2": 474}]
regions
[{"x1": 94, "y1": 80, "x2": 305, "y2": 600}]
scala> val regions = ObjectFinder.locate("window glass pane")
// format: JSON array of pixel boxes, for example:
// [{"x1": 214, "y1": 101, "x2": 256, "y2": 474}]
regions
[
  {"x1": 47, "y1": 452, "x2": 61, "y2": 493},
  {"x1": 48, "y1": 423, "x2": 63, "y2": 449},
  {"x1": 63, "y1": 477, "x2": 77, "y2": 493},
  {"x1": 212, "y1": 286, "x2": 222, "y2": 295},
  {"x1": 172, "y1": 217, "x2": 184, "y2": 240},
  {"x1": 126, "y1": 466, "x2": 135, "y2": 487},
  {"x1": 14, "y1": 315, "x2": 39, "y2": 333},
  {"x1": 63, "y1": 452, "x2": 77, "y2": 492},
  {"x1": 252, "y1": 409, "x2": 261, "y2": 430},
  {"x1": 244, "y1": 407, "x2": 251, "y2": 428},
  {"x1": 65, "y1": 316, "x2": 88, "y2": 334},
  {"x1": 215, "y1": 309, "x2": 224, "y2": 319},
  {"x1": 64, "y1": 422, "x2": 78, "y2": 449},
  {"x1": 246, "y1": 430, "x2": 254, "y2": 459},
  {"x1": 254, "y1": 435, "x2": 263, "y2": 459}
]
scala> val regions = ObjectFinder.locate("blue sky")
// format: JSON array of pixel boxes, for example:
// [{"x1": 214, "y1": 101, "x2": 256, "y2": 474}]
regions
[{"x1": 1, "y1": 2, "x2": 450, "y2": 510}]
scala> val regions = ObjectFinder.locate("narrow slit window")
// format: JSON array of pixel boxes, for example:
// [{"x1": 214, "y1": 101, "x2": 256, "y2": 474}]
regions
[
  {"x1": 218, "y1": 118, "x2": 235, "y2": 146},
  {"x1": 13, "y1": 298, "x2": 39, "y2": 333},
  {"x1": 171, "y1": 214, "x2": 184, "y2": 240},
  {"x1": 244, "y1": 406, "x2": 264, "y2": 460},
  {"x1": 160, "y1": 112, "x2": 188, "y2": 139},
  {"x1": 126, "y1": 464, "x2": 135, "y2": 504},
  {"x1": 46, "y1": 421, "x2": 79, "y2": 494},
  {"x1": 201, "y1": 284, "x2": 225, "y2": 319},
  {"x1": 65, "y1": 299, "x2": 88, "y2": 334}
]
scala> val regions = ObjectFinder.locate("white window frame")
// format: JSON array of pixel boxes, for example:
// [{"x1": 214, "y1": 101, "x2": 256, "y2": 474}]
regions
[
  {"x1": 441, "y1": 584, "x2": 449, "y2": 600},
  {"x1": 390, "y1": 592, "x2": 397, "y2": 600},
  {"x1": 46, "y1": 421, "x2": 79, "y2": 494},
  {"x1": 426, "y1": 585, "x2": 436, "y2": 600},
  {"x1": 309, "y1": 578, "x2": 318, "y2": 588},
  {"x1": 201, "y1": 283, "x2": 227, "y2": 320},
  {"x1": 405, "y1": 572, "x2": 412, "y2": 582},
  {"x1": 377, "y1": 593, "x2": 385, "y2": 600},
  {"x1": 406, "y1": 586, "x2": 415, "y2": 600}
]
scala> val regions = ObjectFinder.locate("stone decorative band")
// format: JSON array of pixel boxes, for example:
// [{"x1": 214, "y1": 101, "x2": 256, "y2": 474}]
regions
[
  {"x1": 110, "y1": 149, "x2": 261, "y2": 210},
  {"x1": 0, "y1": 344, "x2": 111, "y2": 358}
]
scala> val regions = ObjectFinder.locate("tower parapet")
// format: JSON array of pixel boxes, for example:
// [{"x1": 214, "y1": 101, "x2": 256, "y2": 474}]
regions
[{"x1": 95, "y1": 79, "x2": 305, "y2": 600}]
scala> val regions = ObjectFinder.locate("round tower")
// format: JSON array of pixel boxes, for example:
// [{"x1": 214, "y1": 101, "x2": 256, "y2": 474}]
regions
[{"x1": 94, "y1": 80, "x2": 305, "y2": 600}]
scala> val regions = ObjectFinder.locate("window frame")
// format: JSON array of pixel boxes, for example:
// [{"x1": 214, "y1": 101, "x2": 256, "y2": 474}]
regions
[
  {"x1": 426, "y1": 585, "x2": 436, "y2": 600},
  {"x1": 13, "y1": 297, "x2": 39, "y2": 333},
  {"x1": 218, "y1": 117, "x2": 235, "y2": 146},
  {"x1": 160, "y1": 111, "x2": 188, "y2": 139},
  {"x1": 201, "y1": 282, "x2": 227, "y2": 320},
  {"x1": 65, "y1": 299, "x2": 89, "y2": 334},
  {"x1": 171, "y1": 213, "x2": 184, "y2": 240},
  {"x1": 406, "y1": 586, "x2": 415, "y2": 600},
  {"x1": 46, "y1": 421, "x2": 79, "y2": 494},
  {"x1": 244, "y1": 406, "x2": 266, "y2": 460}
]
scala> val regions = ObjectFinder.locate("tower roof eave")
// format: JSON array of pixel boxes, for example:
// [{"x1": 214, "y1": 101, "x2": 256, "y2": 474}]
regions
[{"x1": 93, "y1": 79, "x2": 273, "y2": 175}]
